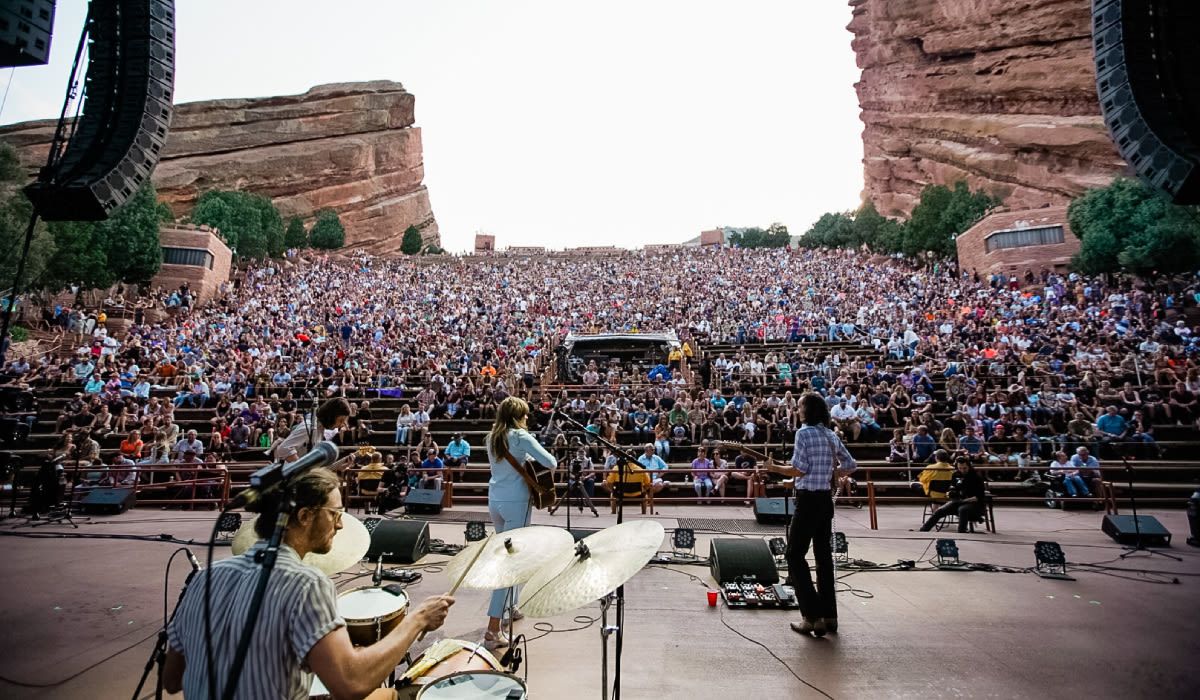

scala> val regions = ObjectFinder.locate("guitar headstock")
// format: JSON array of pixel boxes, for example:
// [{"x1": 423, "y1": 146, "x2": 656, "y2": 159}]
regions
[{"x1": 715, "y1": 441, "x2": 770, "y2": 462}]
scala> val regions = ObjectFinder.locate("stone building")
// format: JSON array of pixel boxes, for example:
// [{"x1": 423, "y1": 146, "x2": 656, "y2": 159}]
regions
[
  {"x1": 474, "y1": 233, "x2": 496, "y2": 254},
  {"x1": 150, "y1": 224, "x2": 233, "y2": 302},
  {"x1": 956, "y1": 205, "x2": 1080, "y2": 277}
]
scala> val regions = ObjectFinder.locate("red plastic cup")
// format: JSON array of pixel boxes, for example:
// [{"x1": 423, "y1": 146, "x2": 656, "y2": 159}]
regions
[{"x1": 707, "y1": 590, "x2": 718, "y2": 607}]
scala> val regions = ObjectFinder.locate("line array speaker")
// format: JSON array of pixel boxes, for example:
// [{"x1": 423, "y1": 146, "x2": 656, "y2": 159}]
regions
[
  {"x1": 0, "y1": 0, "x2": 56, "y2": 67},
  {"x1": 25, "y1": 0, "x2": 175, "y2": 220},
  {"x1": 1092, "y1": 0, "x2": 1200, "y2": 204}
]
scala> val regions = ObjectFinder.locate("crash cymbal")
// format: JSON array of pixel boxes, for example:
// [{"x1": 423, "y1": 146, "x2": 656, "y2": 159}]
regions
[
  {"x1": 518, "y1": 520, "x2": 665, "y2": 618},
  {"x1": 445, "y1": 525, "x2": 575, "y2": 590},
  {"x1": 230, "y1": 512, "x2": 370, "y2": 576}
]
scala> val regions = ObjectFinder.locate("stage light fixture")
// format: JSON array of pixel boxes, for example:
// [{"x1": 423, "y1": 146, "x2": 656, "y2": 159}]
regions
[
  {"x1": 216, "y1": 512, "x2": 242, "y2": 540},
  {"x1": 464, "y1": 521, "x2": 488, "y2": 542},
  {"x1": 833, "y1": 532, "x2": 848, "y2": 563},
  {"x1": 672, "y1": 527, "x2": 696, "y2": 552},
  {"x1": 935, "y1": 538, "x2": 960, "y2": 565},
  {"x1": 1033, "y1": 540, "x2": 1073, "y2": 580}
]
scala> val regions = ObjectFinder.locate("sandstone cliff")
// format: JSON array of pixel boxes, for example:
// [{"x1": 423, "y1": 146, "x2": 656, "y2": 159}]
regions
[
  {"x1": 848, "y1": 0, "x2": 1127, "y2": 216},
  {"x1": 0, "y1": 80, "x2": 438, "y2": 254}
]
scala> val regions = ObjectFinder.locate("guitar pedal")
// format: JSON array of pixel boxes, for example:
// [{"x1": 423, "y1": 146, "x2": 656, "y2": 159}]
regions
[{"x1": 772, "y1": 584, "x2": 796, "y2": 605}]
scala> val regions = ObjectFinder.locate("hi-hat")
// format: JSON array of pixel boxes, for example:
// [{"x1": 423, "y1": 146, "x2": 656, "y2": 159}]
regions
[
  {"x1": 231, "y1": 512, "x2": 370, "y2": 576},
  {"x1": 518, "y1": 520, "x2": 665, "y2": 618},
  {"x1": 444, "y1": 525, "x2": 575, "y2": 590}
]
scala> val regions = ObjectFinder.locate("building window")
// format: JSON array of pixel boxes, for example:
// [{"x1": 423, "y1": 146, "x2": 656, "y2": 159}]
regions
[
  {"x1": 985, "y1": 225, "x2": 1065, "y2": 253},
  {"x1": 162, "y1": 247, "x2": 214, "y2": 269}
]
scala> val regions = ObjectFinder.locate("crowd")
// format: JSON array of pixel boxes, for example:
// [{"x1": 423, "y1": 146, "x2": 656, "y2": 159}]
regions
[{"x1": 3, "y1": 244, "x2": 1199, "y2": 508}]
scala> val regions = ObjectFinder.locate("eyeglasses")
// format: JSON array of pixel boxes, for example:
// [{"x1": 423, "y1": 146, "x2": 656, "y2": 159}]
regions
[{"x1": 314, "y1": 506, "x2": 345, "y2": 523}]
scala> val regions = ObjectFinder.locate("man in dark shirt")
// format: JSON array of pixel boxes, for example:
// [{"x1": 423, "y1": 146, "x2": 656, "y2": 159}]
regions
[
  {"x1": 1168, "y1": 381, "x2": 1196, "y2": 423},
  {"x1": 920, "y1": 457, "x2": 987, "y2": 532},
  {"x1": 911, "y1": 425, "x2": 936, "y2": 463}
]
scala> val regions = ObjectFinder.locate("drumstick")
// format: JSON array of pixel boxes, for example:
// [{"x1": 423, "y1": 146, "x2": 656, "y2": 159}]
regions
[{"x1": 416, "y1": 534, "x2": 491, "y2": 642}]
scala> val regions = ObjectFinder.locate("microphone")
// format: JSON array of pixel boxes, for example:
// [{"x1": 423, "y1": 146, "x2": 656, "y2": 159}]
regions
[
  {"x1": 186, "y1": 549, "x2": 201, "y2": 572},
  {"x1": 233, "y1": 441, "x2": 340, "y2": 507}
]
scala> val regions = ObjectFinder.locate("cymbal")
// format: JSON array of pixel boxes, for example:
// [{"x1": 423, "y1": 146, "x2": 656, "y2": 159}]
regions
[
  {"x1": 518, "y1": 520, "x2": 665, "y2": 618},
  {"x1": 445, "y1": 526, "x2": 575, "y2": 590},
  {"x1": 230, "y1": 512, "x2": 370, "y2": 576}
]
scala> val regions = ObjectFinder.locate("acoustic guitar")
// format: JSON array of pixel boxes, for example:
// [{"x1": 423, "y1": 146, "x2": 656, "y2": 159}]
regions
[{"x1": 501, "y1": 451, "x2": 559, "y2": 510}]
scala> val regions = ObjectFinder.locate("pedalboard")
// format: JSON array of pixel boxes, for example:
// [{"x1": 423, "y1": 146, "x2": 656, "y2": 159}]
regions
[{"x1": 720, "y1": 580, "x2": 799, "y2": 609}]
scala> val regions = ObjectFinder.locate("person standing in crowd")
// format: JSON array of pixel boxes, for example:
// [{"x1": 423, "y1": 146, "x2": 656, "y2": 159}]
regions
[
  {"x1": 484, "y1": 396, "x2": 557, "y2": 651},
  {"x1": 764, "y1": 392, "x2": 856, "y2": 638}
]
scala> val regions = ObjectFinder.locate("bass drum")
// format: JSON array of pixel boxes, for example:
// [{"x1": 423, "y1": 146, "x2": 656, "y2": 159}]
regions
[{"x1": 416, "y1": 671, "x2": 528, "y2": 699}]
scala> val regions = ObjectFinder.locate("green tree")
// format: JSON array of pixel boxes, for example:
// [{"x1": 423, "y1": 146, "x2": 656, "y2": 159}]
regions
[
  {"x1": 852, "y1": 202, "x2": 904, "y2": 252},
  {"x1": 728, "y1": 224, "x2": 790, "y2": 249},
  {"x1": 903, "y1": 181, "x2": 1000, "y2": 257},
  {"x1": 41, "y1": 182, "x2": 165, "y2": 291},
  {"x1": 284, "y1": 216, "x2": 308, "y2": 249},
  {"x1": 191, "y1": 190, "x2": 285, "y2": 258},
  {"x1": 401, "y1": 225, "x2": 423, "y2": 255},
  {"x1": 309, "y1": 209, "x2": 346, "y2": 249},
  {"x1": 1068, "y1": 178, "x2": 1200, "y2": 275},
  {"x1": 0, "y1": 142, "x2": 55, "y2": 292},
  {"x1": 800, "y1": 212, "x2": 855, "y2": 248}
]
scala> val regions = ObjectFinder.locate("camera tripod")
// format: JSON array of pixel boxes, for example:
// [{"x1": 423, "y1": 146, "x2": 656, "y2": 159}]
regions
[{"x1": 548, "y1": 467, "x2": 599, "y2": 522}]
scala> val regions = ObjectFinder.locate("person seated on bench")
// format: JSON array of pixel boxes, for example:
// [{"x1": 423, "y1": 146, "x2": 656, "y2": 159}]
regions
[
  {"x1": 919, "y1": 456, "x2": 986, "y2": 533},
  {"x1": 417, "y1": 448, "x2": 445, "y2": 491},
  {"x1": 1049, "y1": 450, "x2": 1091, "y2": 497},
  {"x1": 602, "y1": 456, "x2": 651, "y2": 512},
  {"x1": 727, "y1": 452, "x2": 767, "y2": 506},
  {"x1": 635, "y1": 443, "x2": 669, "y2": 498},
  {"x1": 916, "y1": 450, "x2": 955, "y2": 501},
  {"x1": 1070, "y1": 447, "x2": 1103, "y2": 498}
]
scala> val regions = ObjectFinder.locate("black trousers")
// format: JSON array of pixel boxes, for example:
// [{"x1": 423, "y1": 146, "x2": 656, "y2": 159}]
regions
[
  {"x1": 786, "y1": 490, "x2": 836, "y2": 621},
  {"x1": 921, "y1": 499, "x2": 983, "y2": 533}
]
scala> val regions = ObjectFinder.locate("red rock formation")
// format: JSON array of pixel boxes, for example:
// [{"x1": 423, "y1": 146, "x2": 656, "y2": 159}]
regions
[
  {"x1": 0, "y1": 81, "x2": 437, "y2": 254},
  {"x1": 848, "y1": 0, "x2": 1128, "y2": 216}
]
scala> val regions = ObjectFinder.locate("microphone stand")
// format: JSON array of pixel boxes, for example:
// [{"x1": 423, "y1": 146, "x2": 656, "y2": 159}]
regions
[
  {"x1": 557, "y1": 414, "x2": 641, "y2": 700},
  {"x1": 1116, "y1": 447, "x2": 1181, "y2": 561},
  {"x1": 132, "y1": 556, "x2": 201, "y2": 700}
]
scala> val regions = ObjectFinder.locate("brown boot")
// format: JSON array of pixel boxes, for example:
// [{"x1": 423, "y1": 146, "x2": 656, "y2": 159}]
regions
[{"x1": 790, "y1": 617, "x2": 826, "y2": 637}]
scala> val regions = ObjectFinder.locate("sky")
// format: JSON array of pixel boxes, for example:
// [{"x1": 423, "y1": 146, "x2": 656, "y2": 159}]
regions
[{"x1": 1, "y1": 1, "x2": 864, "y2": 252}]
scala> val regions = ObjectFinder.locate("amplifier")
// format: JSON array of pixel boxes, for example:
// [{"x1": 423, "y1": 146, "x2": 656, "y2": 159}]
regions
[
  {"x1": 709, "y1": 538, "x2": 778, "y2": 585},
  {"x1": 1101, "y1": 514, "x2": 1172, "y2": 546}
]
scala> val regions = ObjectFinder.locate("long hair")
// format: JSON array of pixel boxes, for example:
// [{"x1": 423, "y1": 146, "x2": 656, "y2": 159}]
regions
[
  {"x1": 799, "y1": 392, "x2": 831, "y2": 427},
  {"x1": 489, "y1": 396, "x2": 530, "y2": 458}
]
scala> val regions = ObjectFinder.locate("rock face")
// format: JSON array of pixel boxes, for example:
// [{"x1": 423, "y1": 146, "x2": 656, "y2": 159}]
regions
[
  {"x1": 0, "y1": 81, "x2": 438, "y2": 254},
  {"x1": 848, "y1": 0, "x2": 1128, "y2": 216}
]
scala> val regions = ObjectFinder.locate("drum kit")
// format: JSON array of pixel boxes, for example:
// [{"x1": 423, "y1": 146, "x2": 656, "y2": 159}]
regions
[{"x1": 231, "y1": 515, "x2": 666, "y2": 699}]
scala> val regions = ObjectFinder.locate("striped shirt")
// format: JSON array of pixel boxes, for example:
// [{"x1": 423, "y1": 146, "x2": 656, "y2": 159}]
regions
[
  {"x1": 790, "y1": 424, "x2": 857, "y2": 491},
  {"x1": 167, "y1": 543, "x2": 343, "y2": 699}
]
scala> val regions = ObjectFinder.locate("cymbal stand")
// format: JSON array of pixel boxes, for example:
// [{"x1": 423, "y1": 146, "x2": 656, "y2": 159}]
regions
[
  {"x1": 599, "y1": 592, "x2": 619, "y2": 700},
  {"x1": 558, "y1": 414, "x2": 639, "y2": 700}
]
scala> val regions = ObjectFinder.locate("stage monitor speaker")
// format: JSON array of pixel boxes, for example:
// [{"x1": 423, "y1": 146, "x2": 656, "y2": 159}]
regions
[
  {"x1": 1092, "y1": 0, "x2": 1200, "y2": 204},
  {"x1": 0, "y1": 0, "x2": 56, "y2": 67},
  {"x1": 709, "y1": 538, "x2": 779, "y2": 585},
  {"x1": 403, "y1": 488, "x2": 443, "y2": 515},
  {"x1": 80, "y1": 486, "x2": 135, "y2": 514},
  {"x1": 25, "y1": 0, "x2": 175, "y2": 220},
  {"x1": 1101, "y1": 514, "x2": 1172, "y2": 546},
  {"x1": 753, "y1": 497, "x2": 791, "y2": 525},
  {"x1": 363, "y1": 518, "x2": 430, "y2": 564}
]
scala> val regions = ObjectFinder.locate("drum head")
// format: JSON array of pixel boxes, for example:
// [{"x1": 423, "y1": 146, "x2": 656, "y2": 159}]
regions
[
  {"x1": 416, "y1": 671, "x2": 527, "y2": 699},
  {"x1": 338, "y1": 586, "x2": 408, "y2": 621}
]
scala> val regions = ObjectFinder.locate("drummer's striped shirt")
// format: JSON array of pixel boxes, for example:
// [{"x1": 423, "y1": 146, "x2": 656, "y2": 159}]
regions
[{"x1": 167, "y1": 542, "x2": 344, "y2": 699}]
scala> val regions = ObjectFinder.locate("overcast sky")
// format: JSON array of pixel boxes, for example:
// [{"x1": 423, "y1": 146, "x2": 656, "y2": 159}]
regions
[{"x1": 2, "y1": 1, "x2": 864, "y2": 252}]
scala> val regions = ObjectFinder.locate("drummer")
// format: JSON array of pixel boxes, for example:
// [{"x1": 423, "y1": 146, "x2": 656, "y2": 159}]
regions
[
  {"x1": 163, "y1": 467, "x2": 455, "y2": 699},
  {"x1": 484, "y1": 396, "x2": 558, "y2": 651}
]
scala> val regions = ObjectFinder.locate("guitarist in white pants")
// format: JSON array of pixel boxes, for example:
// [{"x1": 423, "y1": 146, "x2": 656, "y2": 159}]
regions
[{"x1": 484, "y1": 396, "x2": 558, "y2": 650}]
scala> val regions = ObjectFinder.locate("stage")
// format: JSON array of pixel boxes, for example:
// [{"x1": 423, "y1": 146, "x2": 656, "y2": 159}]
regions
[{"x1": 1, "y1": 504, "x2": 1196, "y2": 699}]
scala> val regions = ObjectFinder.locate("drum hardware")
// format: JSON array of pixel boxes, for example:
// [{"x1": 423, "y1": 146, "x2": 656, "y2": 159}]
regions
[{"x1": 131, "y1": 549, "x2": 201, "y2": 700}]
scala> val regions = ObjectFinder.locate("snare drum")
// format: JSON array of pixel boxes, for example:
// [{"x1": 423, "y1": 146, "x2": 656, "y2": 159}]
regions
[
  {"x1": 396, "y1": 640, "x2": 503, "y2": 700},
  {"x1": 416, "y1": 671, "x2": 528, "y2": 699},
  {"x1": 337, "y1": 586, "x2": 409, "y2": 647}
]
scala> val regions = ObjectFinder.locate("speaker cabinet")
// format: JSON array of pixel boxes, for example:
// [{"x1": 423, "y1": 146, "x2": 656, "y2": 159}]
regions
[
  {"x1": 80, "y1": 486, "x2": 136, "y2": 514},
  {"x1": 709, "y1": 538, "x2": 779, "y2": 585},
  {"x1": 753, "y1": 497, "x2": 792, "y2": 525},
  {"x1": 363, "y1": 518, "x2": 430, "y2": 564},
  {"x1": 0, "y1": 0, "x2": 56, "y2": 67},
  {"x1": 1092, "y1": 0, "x2": 1200, "y2": 203},
  {"x1": 1101, "y1": 514, "x2": 1172, "y2": 546},
  {"x1": 403, "y1": 488, "x2": 443, "y2": 515},
  {"x1": 25, "y1": 0, "x2": 175, "y2": 220}
]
